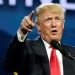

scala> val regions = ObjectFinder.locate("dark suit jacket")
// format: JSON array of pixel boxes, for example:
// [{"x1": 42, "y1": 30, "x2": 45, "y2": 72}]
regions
[{"x1": 3, "y1": 35, "x2": 75, "y2": 75}]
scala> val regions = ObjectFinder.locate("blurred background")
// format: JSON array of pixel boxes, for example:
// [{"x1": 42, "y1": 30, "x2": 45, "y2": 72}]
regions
[{"x1": 0, "y1": 0, "x2": 75, "y2": 75}]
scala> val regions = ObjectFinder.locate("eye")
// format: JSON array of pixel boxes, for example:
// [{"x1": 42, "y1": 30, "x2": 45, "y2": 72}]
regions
[
  {"x1": 55, "y1": 17, "x2": 61, "y2": 20},
  {"x1": 45, "y1": 18, "x2": 52, "y2": 22}
]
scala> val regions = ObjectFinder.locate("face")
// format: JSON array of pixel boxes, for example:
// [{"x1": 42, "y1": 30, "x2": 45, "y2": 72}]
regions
[{"x1": 36, "y1": 10, "x2": 64, "y2": 44}]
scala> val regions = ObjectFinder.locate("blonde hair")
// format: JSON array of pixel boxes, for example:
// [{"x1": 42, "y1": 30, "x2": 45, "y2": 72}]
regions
[{"x1": 35, "y1": 3, "x2": 66, "y2": 24}]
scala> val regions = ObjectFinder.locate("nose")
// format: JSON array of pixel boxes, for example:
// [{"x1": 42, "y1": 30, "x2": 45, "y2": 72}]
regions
[{"x1": 51, "y1": 19, "x2": 56, "y2": 28}]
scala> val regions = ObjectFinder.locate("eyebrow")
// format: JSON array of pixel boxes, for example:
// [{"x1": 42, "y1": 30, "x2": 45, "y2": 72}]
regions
[{"x1": 45, "y1": 16, "x2": 61, "y2": 20}]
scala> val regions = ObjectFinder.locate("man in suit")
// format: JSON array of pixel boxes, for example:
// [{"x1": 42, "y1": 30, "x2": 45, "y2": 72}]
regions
[{"x1": 3, "y1": 3, "x2": 75, "y2": 75}]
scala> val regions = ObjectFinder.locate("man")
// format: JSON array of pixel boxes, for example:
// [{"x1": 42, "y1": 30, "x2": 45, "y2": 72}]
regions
[{"x1": 3, "y1": 3, "x2": 75, "y2": 75}]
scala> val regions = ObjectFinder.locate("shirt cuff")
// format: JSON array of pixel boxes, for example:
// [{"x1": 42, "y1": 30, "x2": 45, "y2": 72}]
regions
[{"x1": 17, "y1": 30, "x2": 28, "y2": 42}]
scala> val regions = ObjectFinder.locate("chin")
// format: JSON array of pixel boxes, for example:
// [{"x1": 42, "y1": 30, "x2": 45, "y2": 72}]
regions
[{"x1": 51, "y1": 38, "x2": 59, "y2": 41}]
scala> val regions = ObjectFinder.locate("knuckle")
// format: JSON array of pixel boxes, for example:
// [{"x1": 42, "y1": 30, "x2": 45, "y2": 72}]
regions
[{"x1": 24, "y1": 16, "x2": 29, "y2": 20}]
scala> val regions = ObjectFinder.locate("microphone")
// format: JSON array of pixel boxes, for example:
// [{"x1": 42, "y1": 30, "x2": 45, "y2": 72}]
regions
[{"x1": 50, "y1": 40, "x2": 75, "y2": 60}]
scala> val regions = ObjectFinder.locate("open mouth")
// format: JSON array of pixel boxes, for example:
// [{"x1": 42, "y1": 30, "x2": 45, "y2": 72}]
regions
[{"x1": 51, "y1": 30, "x2": 58, "y2": 35}]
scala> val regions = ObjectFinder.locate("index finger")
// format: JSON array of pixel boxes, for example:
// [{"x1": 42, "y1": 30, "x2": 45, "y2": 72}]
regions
[{"x1": 29, "y1": 10, "x2": 34, "y2": 20}]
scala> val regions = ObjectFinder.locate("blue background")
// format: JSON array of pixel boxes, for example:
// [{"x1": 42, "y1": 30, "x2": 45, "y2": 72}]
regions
[{"x1": 0, "y1": 0, "x2": 75, "y2": 75}]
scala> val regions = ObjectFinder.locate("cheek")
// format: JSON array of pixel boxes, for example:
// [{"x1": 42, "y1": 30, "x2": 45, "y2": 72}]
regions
[
  {"x1": 41, "y1": 23, "x2": 50, "y2": 30},
  {"x1": 58, "y1": 25, "x2": 64, "y2": 34},
  {"x1": 41, "y1": 25, "x2": 51, "y2": 34},
  {"x1": 58, "y1": 22, "x2": 64, "y2": 29}
]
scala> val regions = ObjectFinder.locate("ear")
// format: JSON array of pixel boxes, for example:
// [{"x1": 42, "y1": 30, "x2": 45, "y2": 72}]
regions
[
  {"x1": 36, "y1": 23, "x2": 41, "y2": 32},
  {"x1": 63, "y1": 24, "x2": 64, "y2": 29},
  {"x1": 63, "y1": 20, "x2": 65, "y2": 29}
]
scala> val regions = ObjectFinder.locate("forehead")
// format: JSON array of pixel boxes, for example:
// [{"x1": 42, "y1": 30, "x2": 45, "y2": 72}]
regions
[{"x1": 41, "y1": 11, "x2": 62, "y2": 18}]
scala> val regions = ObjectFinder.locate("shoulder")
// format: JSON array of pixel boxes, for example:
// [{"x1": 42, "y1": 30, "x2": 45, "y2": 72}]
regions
[
  {"x1": 62, "y1": 43, "x2": 75, "y2": 49},
  {"x1": 61, "y1": 43, "x2": 75, "y2": 55}
]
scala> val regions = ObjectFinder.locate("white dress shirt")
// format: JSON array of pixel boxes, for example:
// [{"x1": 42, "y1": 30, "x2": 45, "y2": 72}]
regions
[
  {"x1": 42, "y1": 39, "x2": 64, "y2": 75},
  {"x1": 17, "y1": 31, "x2": 64, "y2": 75}
]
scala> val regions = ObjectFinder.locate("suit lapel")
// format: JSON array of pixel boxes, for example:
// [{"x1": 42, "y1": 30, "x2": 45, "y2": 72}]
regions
[
  {"x1": 32, "y1": 36, "x2": 50, "y2": 75},
  {"x1": 61, "y1": 44, "x2": 75, "y2": 75},
  {"x1": 31, "y1": 39, "x2": 75, "y2": 75},
  {"x1": 63, "y1": 55, "x2": 73, "y2": 75}
]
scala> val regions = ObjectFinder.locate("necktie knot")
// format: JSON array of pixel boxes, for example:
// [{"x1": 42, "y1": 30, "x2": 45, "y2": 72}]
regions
[{"x1": 49, "y1": 45, "x2": 53, "y2": 48}]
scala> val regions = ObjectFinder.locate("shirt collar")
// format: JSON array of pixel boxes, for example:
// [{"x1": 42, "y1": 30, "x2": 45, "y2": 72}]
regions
[
  {"x1": 41, "y1": 38, "x2": 50, "y2": 49},
  {"x1": 41, "y1": 37, "x2": 61, "y2": 49}
]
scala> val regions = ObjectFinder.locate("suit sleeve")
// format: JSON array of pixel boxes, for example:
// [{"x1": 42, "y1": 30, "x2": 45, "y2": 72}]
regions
[{"x1": 3, "y1": 34, "x2": 27, "y2": 72}]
